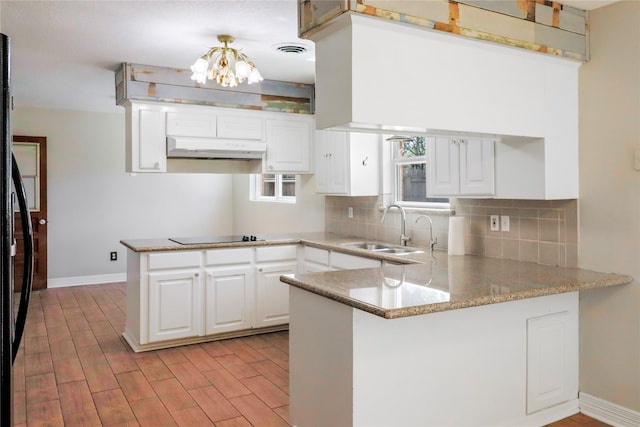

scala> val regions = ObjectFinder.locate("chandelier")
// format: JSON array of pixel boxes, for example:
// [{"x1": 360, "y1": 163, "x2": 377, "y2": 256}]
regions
[{"x1": 190, "y1": 35, "x2": 263, "y2": 88}]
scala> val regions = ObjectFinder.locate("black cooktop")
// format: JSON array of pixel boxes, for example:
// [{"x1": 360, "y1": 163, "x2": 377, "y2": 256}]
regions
[{"x1": 169, "y1": 235, "x2": 263, "y2": 245}]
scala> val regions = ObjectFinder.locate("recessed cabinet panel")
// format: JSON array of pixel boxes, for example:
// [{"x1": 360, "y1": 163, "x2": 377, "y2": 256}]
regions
[
  {"x1": 265, "y1": 118, "x2": 312, "y2": 173},
  {"x1": 256, "y1": 245, "x2": 298, "y2": 263},
  {"x1": 255, "y1": 262, "x2": 297, "y2": 327},
  {"x1": 527, "y1": 311, "x2": 577, "y2": 414},
  {"x1": 205, "y1": 267, "x2": 253, "y2": 334},
  {"x1": 428, "y1": 137, "x2": 495, "y2": 197},
  {"x1": 148, "y1": 270, "x2": 200, "y2": 343},
  {"x1": 206, "y1": 248, "x2": 253, "y2": 266},
  {"x1": 428, "y1": 137, "x2": 459, "y2": 196},
  {"x1": 460, "y1": 139, "x2": 495, "y2": 195},
  {"x1": 217, "y1": 115, "x2": 264, "y2": 140},
  {"x1": 148, "y1": 251, "x2": 201, "y2": 270},
  {"x1": 138, "y1": 109, "x2": 167, "y2": 172},
  {"x1": 166, "y1": 112, "x2": 217, "y2": 137}
]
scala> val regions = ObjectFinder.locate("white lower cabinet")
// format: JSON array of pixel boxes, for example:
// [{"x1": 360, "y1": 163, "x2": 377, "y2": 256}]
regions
[
  {"x1": 148, "y1": 269, "x2": 201, "y2": 343},
  {"x1": 125, "y1": 243, "x2": 385, "y2": 351},
  {"x1": 256, "y1": 262, "x2": 297, "y2": 327},
  {"x1": 205, "y1": 266, "x2": 253, "y2": 334},
  {"x1": 526, "y1": 310, "x2": 578, "y2": 414}
]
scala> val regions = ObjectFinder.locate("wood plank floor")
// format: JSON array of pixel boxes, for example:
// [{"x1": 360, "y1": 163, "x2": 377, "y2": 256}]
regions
[{"x1": 13, "y1": 282, "x2": 610, "y2": 426}]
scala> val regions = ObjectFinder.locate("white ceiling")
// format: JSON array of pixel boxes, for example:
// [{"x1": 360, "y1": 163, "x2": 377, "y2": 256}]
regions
[{"x1": 0, "y1": 0, "x2": 621, "y2": 114}]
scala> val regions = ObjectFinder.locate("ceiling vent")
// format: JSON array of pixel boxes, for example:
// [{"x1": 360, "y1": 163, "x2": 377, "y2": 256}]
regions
[{"x1": 272, "y1": 42, "x2": 310, "y2": 54}]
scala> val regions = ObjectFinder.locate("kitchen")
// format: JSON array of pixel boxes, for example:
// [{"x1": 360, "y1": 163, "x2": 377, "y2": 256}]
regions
[{"x1": 1, "y1": 0, "x2": 638, "y2": 426}]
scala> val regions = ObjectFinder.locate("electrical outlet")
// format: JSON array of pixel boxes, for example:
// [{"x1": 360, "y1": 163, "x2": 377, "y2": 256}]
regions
[
  {"x1": 490, "y1": 215, "x2": 500, "y2": 231},
  {"x1": 110, "y1": 251, "x2": 117, "y2": 261},
  {"x1": 500, "y1": 215, "x2": 510, "y2": 232},
  {"x1": 348, "y1": 207, "x2": 353, "y2": 219}
]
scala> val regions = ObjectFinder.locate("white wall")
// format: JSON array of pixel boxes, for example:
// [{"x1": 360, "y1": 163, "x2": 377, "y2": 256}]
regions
[
  {"x1": 578, "y1": 1, "x2": 640, "y2": 412},
  {"x1": 11, "y1": 107, "x2": 233, "y2": 280},
  {"x1": 231, "y1": 174, "x2": 325, "y2": 235}
]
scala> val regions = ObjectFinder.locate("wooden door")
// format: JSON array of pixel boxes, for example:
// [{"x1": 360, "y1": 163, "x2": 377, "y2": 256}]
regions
[{"x1": 12, "y1": 136, "x2": 47, "y2": 291}]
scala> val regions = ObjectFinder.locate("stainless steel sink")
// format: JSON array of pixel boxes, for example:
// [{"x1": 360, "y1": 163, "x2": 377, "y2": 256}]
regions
[{"x1": 342, "y1": 242, "x2": 424, "y2": 256}]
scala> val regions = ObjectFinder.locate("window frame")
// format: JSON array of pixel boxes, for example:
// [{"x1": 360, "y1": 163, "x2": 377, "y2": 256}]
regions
[
  {"x1": 389, "y1": 136, "x2": 450, "y2": 209},
  {"x1": 251, "y1": 173, "x2": 297, "y2": 203}
]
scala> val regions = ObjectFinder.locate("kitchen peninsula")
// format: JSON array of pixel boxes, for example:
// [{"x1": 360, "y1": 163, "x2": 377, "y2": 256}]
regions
[
  {"x1": 121, "y1": 233, "x2": 630, "y2": 426},
  {"x1": 280, "y1": 254, "x2": 631, "y2": 427}
]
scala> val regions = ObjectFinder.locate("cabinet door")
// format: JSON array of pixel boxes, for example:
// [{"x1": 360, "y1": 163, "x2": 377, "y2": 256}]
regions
[
  {"x1": 427, "y1": 137, "x2": 459, "y2": 196},
  {"x1": 526, "y1": 311, "x2": 578, "y2": 414},
  {"x1": 255, "y1": 262, "x2": 297, "y2": 327},
  {"x1": 315, "y1": 130, "x2": 347, "y2": 194},
  {"x1": 135, "y1": 108, "x2": 167, "y2": 172},
  {"x1": 459, "y1": 138, "x2": 495, "y2": 195},
  {"x1": 166, "y1": 112, "x2": 217, "y2": 137},
  {"x1": 148, "y1": 269, "x2": 201, "y2": 343},
  {"x1": 347, "y1": 132, "x2": 379, "y2": 196},
  {"x1": 265, "y1": 118, "x2": 312, "y2": 173},
  {"x1": 205, "y1": 266, "x2": 253, "y2": 335},
  {"x1": 217, "y1": 115, "x2": 264, "y2": 140}
]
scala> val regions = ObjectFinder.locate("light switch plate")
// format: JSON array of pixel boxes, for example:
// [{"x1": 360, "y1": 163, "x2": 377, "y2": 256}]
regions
[
  {"x1": 500, "y1": 215, "x2": 510, "y2": 232},
  {"x1": 634, "y1": 150, "x2": 640, "y2": 171}
]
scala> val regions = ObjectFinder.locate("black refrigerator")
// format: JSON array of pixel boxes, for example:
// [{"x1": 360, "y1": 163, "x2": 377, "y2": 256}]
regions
[{"x1": 1, "y1": 32, "x2": 34, "y2": 426}]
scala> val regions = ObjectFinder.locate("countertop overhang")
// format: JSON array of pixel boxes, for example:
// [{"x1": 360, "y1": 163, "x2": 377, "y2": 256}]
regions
[{"x1": 120, "y1": 232, "x2": 632, "y2": 319}]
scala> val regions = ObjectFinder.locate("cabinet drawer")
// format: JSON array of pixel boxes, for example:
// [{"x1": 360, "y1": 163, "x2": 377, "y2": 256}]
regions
[
  {"x1": 166, "y1": 112, "x2": 217, "y2": 137},
  {"x1": 304, "y1": 246, "x2": 329, "y2": 265},
  {"x1": 148, "y1": 251, "x2": 201, "y2": 270},
  {"x1": 331, "y1": 252, "x2": 381, "y2": 270},
  {"x1": 256, "y1": 245, "x2": 298, "y2": 262},
  {"x1": 217, "y1": 115, "x2": 263, "y2": 140},
  {"x1": 206, "y1": 248, "x2": 253, "y2": 266}
]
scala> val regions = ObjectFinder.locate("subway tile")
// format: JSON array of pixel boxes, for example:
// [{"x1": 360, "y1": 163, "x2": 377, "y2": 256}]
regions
[
  {"x1": 539, "y1": 242, "x2": 561, "y2": 266},
  {"x1": 519, "y1": 208, "x2": 539, "y2": 218},
  {"x1": 519, "y1": 241, "x2": 539, "y2": 263},
  {"x1": 484, "y1": 237, "x2": 503, "y2": 259},
  {"x1": 539, "y1": 219, "x2": 559, "y2": 242},
  {"x1": 566, "y1": 244, "x2": 578, "y2": 268},
  {"x1": 520, "y1": 218, "x2": 539, "y2": 241},
  {"x1": 502, "y1": 239, "x2": 520, "y2": 261}
]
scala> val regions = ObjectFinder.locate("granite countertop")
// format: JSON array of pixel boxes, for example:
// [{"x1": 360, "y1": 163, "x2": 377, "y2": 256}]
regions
[
  {"x1": 119, "y1": 232, "x2": 427, "y2": 264},
  {"x1": 281, "y1": 256, "x2": 632, "y2": 319},
  {"x1": 120, "y1": 232, "x2": 632, "y2": 319}
]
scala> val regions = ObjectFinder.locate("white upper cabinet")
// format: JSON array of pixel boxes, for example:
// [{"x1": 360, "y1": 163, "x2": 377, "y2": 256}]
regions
[
  {"x1": 264, "y1": 116, "x2": 313, "y2": 174},
  {"x1": 217, "y1": 115, "x2": 263, "y2": 140},
  {"x1": 166, "y1": 112, "x2": 217, "y2": 138},
  {"x1": 428, "y1": 137, "x2": 495, "y2": 197},
  {"x1": 125, "y1": 102, "x2": 167, "y2": 173},
  {"x1": 315, "y1": 130, "x2": 380, "y2": 196},
  {"x1": 309, "y1": 13, "x2": 580, "y2": 199},
  {"x1": 165, "y1": 112, "x2": 264, "y2": 141}
]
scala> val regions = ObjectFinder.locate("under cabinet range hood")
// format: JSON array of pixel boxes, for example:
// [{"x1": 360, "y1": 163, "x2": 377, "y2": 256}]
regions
[{"x1": 166, "y1": 136, "x2": 267, "y2": 159}]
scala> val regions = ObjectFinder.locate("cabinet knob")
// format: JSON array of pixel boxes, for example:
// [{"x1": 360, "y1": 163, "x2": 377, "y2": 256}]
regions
[
  {"x1": 268, "y1": 165, "x2": 273, "y2": 170},
  {"x1": 194, "y1": 272, "x2": 199, "y2": 278},
  {"x1": 38, "y1": 219, "x2": 46, "y2": 225}
]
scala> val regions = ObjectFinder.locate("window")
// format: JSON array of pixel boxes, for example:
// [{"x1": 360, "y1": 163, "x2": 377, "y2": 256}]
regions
[
  {"x1": 251, "y1": 174, "x2": 296, "y2": 203},
  {"x1": 391, "y1": 136, "x2": 448, "y2": 206}
]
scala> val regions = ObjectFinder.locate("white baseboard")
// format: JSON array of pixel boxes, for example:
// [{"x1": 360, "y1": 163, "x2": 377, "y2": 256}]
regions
[
  {"x1": 47, "y1": 273, "x2": 126, "y2": 288},
  {"x1": 580, "y1": 392, "x2": 640, "y2": 427}
]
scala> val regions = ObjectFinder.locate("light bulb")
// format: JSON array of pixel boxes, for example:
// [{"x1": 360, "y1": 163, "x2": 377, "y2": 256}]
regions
[
  {"x1": 235, "y1": 60, "x2": 251, "y2": 79},
  {"x1": 190, "y1": 57, "x2": 209, "y2": 74},
  {"x1": 248, "y1": 65, "x2": 263, "y2": 84}
]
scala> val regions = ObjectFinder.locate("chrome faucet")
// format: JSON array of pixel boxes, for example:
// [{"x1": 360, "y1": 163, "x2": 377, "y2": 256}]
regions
[
  {"x1": 416, "y1": 215, "x2": 437, "y2": 252},
  {"x1": 381, "y1": 204, "x2": 411, "y2": 246}
]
